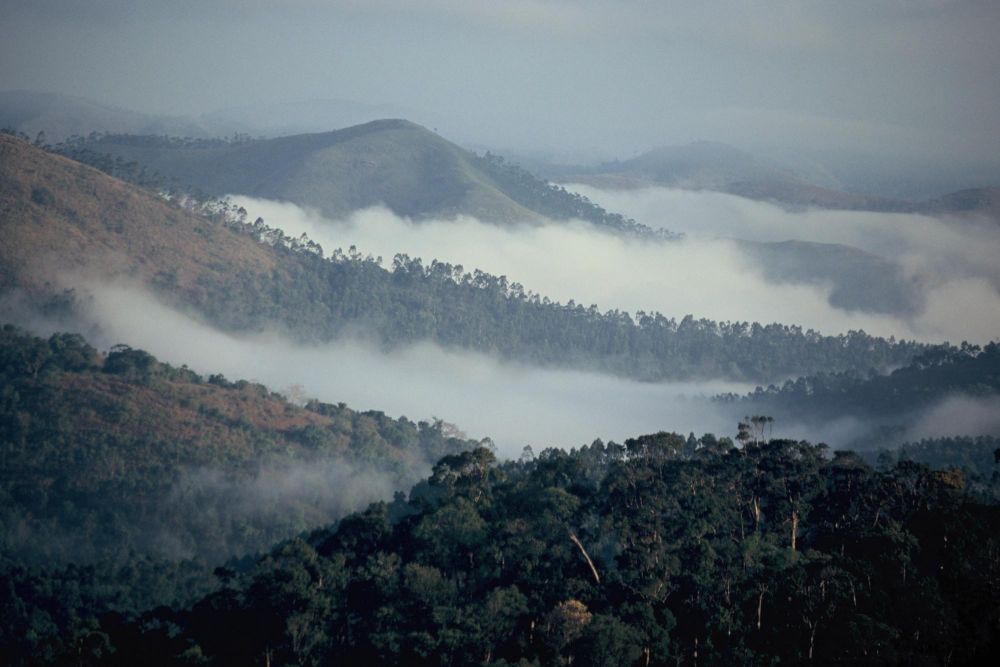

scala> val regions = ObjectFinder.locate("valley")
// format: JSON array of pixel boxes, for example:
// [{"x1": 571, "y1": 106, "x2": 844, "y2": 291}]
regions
[{"x1": 2, "y1": 3, "x2": 999, "y2": 663}]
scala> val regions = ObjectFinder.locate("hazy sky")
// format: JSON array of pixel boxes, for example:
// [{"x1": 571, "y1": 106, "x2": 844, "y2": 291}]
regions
[{"x1": 3, "y1": 0, "x2": 999, "y2": 164}]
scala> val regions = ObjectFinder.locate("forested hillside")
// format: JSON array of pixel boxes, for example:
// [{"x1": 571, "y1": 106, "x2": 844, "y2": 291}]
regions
[
  {"x1": 866, "y1": 435, "x2": 1000, "y2": 489},
  {"x1": 12, "y1": 434, "x2": 996, "y2": 665},
  {"x1": 722, "y1": 342, "x2": 1000, "y2": 447},
  {"x1": 0, "y1": 325, "x2": 478, "y2": 566},
  {"x1": 5, "y1": 3, "x2": 999, "y2": 666},
  {"x1": 0, "y1": 133, "x2": 928, "y2": 384}
]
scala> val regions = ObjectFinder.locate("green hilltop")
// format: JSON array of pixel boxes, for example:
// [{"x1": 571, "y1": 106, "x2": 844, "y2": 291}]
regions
[{"x1": 58, "y1": 119, "x2": 634, "y2": 226}]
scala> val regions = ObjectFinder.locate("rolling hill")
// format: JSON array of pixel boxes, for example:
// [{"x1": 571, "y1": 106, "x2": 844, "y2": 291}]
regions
[
  {"x1": 202, "y1": 97, "x2": 423, "y2": 138},
  {"x1": 0, "y1": 134, "x2": 926, "y2": 382},
  {"x1": 56, "y1": 121, "x2": 668, "y2": 233},
  {"x1": 591, "y1": 141, "x2": 803, "y2": 190},
  {"x1": 721, "y1": 342, "x2": 1000, "y2": 450},
  {"x1": 55, "y1": 128, "x2": 927, "y2": 315},
  {"x1": 554, "y1": 141, "x2": 1000, "y2": 221},
  {"x1": 742, "y1": 239, "x2": 923, "y2": 315},
  {"x1": 553, "y1": 141, "x2": 917, "y2": 212},
  {"x1": 59, "y1": 120, "x2": 553, "y2": 223},
  {"x1": 0, "y1": 131, "x2": 282, "y2": 309}
]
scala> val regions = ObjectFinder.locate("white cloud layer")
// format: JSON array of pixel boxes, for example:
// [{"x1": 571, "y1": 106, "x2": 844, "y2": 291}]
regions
[
  {"x1": 904, "y1": 394, "x2": 1000, "y2": 442},
  {"x1": 71, "y1": 282, "x2": 749, "y2": 458},
  {"x1": 231, "y1": 194, "x2": 1000, "y2": 344},
  {"x1": 7, "y1": 279, "x2": 996, "y2": 458}
]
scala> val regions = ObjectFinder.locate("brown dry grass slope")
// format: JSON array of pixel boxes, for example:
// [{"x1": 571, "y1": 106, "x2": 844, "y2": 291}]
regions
[{"x1": 0, "y1": 133, "x2": 278, "y2": 301}]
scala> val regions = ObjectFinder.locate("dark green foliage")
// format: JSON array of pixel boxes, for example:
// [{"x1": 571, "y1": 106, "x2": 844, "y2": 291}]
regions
[
  {"x1": 867, "y1": 435, "x2": 1000, "y2": 496},
  {"x1": 724, "y1": 342, "x2": 1000, "y2": 445},
  {"x1": 0, "y1": 555, "x2": 217, "y2": 663},
  {"x1": 0, "y1": 325, "x2": 478, "y2": 567},
  {"x1": 65, "y1": 435, "x2": 1000, "y2": 666},
  {"x1": 175, "y1": 206, "x2": 928, "y2": 383},
  {"x1": 474, "y1": 152, "x2": 677, "y2": 239},
  {"x1": 29, "y1": 185, "x2": 55, "y2": 206},
  {"x1": 0, "y1": 325, "x2": 484, "y2": 662}
]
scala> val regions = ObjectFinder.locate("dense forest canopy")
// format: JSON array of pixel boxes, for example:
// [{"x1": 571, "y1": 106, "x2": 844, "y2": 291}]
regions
[
  {"x1": 5, "y1": 431, "x2": 996, "y2": 665},
  {"x1": 720, "y1": 342, "x2": 1000, "y2": 448},
  {"x1": 0, "y1": 325, "x2": 480, "y2": 566},
  {"x1": 865, "y1": 435, "x2": 1000, "y2": 487}
]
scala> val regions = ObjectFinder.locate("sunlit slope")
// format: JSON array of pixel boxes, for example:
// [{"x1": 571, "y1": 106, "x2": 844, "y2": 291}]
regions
[
  {"x1": 63, "y1": 119, "x2": 544, "y2": 222},
  {"x1": 0, "y1": 132, "x2": 278, "y2": 302}
]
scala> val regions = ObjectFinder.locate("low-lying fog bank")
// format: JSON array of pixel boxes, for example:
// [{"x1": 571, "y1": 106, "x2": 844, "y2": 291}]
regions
[
  {"x1": 6, "y1": 281, "x2": 997, "y2": 459},
  {"x1": 231, "y1": 194, "x2": 1000, "y2": 344},
  {"x1": 18, "y1": 281, "x2": 750, "y2": 457}
]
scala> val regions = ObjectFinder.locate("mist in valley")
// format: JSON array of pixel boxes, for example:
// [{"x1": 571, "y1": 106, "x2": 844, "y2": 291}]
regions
[
  {"x1": 569, "y1": 183, "x2": 1000, "y2": 285},
  {"x1": 231, "y1": 193, "x2": 1000, "y2": 344},
  {"x1": 23, "y1": 281, "x2": 748, "y2": 457},
  {"x1": 8, "y1": 273, "x2": 997, "y2": 462}
]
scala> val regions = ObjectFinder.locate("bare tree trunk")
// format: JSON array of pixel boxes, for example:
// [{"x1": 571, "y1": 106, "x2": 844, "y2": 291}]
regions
[
  {"x1": 808, "y1": 620, "x2": 817, "y2": 660},
  {"x1": 569, "y1": 532, "x2": 601, "y2": 585},
  {"x1": 757, "y1": 585, "x2": 768, "y2": 630},
  {"x1": 791, "y1": 510, "x2": 799, "y2": 551}
]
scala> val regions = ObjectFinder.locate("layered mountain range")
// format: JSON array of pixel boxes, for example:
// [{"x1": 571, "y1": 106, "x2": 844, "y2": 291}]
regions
[{"x1": 0, "y1": 133, "x2": 926, "y2": 383}]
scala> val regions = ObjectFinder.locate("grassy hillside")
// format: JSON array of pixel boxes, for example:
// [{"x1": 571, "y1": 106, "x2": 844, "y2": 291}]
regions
[
  {"x1": 604, "y1": 141, "x2": 799, "y2": 189},
  {"x1": 56, "y1": 122, "x2": 672, "y2": 234},
  {"x1": 0, "y1": 131, "x2": 280, "y2": 305},
  {"x1": 58, "y1": 121, "x2": 543, "y2": 222}
]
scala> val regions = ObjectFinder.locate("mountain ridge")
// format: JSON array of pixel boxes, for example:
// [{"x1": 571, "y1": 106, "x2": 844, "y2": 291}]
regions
[
  {"x1": 550, "y1": 141, "x2": 1000, "y2": 218},
  {"x1": 0, "y1": 134, "x2": 926, "y2": 383},
  {"x1": 56, "y1": 120, "x2": 544, "y2": 223}
]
